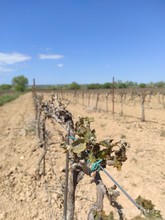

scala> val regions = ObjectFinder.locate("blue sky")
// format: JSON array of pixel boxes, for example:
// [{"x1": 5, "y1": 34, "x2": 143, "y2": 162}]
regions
[{"x1": 0, "y1": 0, "x2": 165, "y2": 85}]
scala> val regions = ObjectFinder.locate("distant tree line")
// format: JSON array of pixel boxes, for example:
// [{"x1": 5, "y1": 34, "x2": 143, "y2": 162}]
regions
[
  {"x1": 0, "y1": 75, "x2": 28, "y2": 93},
  {"x1": 1, "y1": 76, "x2": 165, "y2": 92},
  {"x1": 50, "y1": 80, "x2": 165, "y2": 90}
]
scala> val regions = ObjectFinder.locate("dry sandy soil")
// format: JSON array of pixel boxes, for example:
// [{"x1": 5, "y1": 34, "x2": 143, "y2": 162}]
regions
[{"x1": 0, "y1": 92, "x2": 165, "y2": 220}]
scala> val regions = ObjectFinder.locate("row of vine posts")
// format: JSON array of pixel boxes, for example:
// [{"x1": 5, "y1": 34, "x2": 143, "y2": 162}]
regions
[
  {"x1": 62, "y1": 88, "x2": 165, "y2": 122},
  {"x1": 31, "y1": 79, "x2": 163, "y2": 220},
  {"x1": 32, "y1": 81, "x2": 130, "y2": 220},
  {"x1": 37, "y1": 87, "x2": 165, "y2": 123}
]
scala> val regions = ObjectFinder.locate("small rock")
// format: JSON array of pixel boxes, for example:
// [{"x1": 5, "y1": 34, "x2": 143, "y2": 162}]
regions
[
  {"x1": 19, "y1": 193, "x2": 26, "y2": 201},
  {"x1": 42, "y1": 195, "x2": 48, "y2": 202},
  {"x1": 60, "y1": 166, "x2": 66, "y2": 172},
  {"x1": 31, "y1": 211, "x2": 38, "y2": 218},
  {"x1": 26, "y1": 191, "x2": 32, "y2": 198},
  {"x1": 20, "y1": 156, "x2": 24, "y2": 160},
  {"x1": 6, "y1": 167, "x2": 16, "y2": 176},
  {"x1": 2, "y1": 157, "x2": 6, "y2": 161},
  {"x1": 19, "y1": 129, "x2": 26, "y2": 137},
  {"x1": 0, "y1": 212, "x2": 7, "y2": 219}
]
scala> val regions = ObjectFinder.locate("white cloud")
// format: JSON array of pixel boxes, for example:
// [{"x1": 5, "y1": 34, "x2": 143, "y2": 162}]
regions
[
  {"x1": 0, "y1": 66, "x2": 14, "y2": 73},
  {"x1": 39, "y1": 54, "x2": 64, "y2": 60},
  {"x1": 0, "y1": 52, "x2": 31, "y2": 64},
  {"x1": 57, "y1": 63, "x2": 64, "y2": 68}
]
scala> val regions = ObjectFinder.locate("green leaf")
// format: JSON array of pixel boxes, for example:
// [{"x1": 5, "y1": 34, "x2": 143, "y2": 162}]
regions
[
  {"x1": 96, "y1": 149, "x2": 108, "y2": 160},
  {"x1": 88, "y1": 153, "x2": 96, "y2": 163},
  {"x1": 72, "y1": 142, "x2": 87, "y2": 155},
  {"x1": 135, "y1": 196, "x2": 163, "y2": 219},
  {"x1": 99, "y1": 139, "x2": 113, "y2": 148},
  {"x1": 113, "y1": 157, "x2": 122, "y2": 171},
  {"x1": 71, "y1": 138, "x2": 85, "y2": 147}
]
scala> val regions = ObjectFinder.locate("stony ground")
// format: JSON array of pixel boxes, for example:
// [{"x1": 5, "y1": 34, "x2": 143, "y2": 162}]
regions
[{"x1": 0, "y1": 92, "x2": 165, "y2": 220}]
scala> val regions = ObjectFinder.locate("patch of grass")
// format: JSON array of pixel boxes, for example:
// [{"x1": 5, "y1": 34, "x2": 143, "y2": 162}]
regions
[{"x1": 0, "y1": 93, "x2": 20, "y2": 106}]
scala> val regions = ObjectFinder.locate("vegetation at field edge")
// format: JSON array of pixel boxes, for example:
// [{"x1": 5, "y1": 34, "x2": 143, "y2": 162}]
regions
[{"x1": 0, "y1": 93, "x2": 20, "y2": 106}]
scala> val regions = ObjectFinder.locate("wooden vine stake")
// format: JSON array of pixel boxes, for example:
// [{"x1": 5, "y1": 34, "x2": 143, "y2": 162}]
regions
[{"x1": 112, "y1": 77, "x2": 115, "y2": 115}]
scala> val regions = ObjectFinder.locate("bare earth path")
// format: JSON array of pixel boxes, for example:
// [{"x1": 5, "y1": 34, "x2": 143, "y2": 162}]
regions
[{"x1": 0, "y1": 93, "x2": 165, "y2": 220}]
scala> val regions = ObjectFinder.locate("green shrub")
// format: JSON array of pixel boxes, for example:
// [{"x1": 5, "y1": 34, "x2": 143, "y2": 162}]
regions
[{"x1": 0, "y1": 93, "x2": 20, "y2": 106}]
